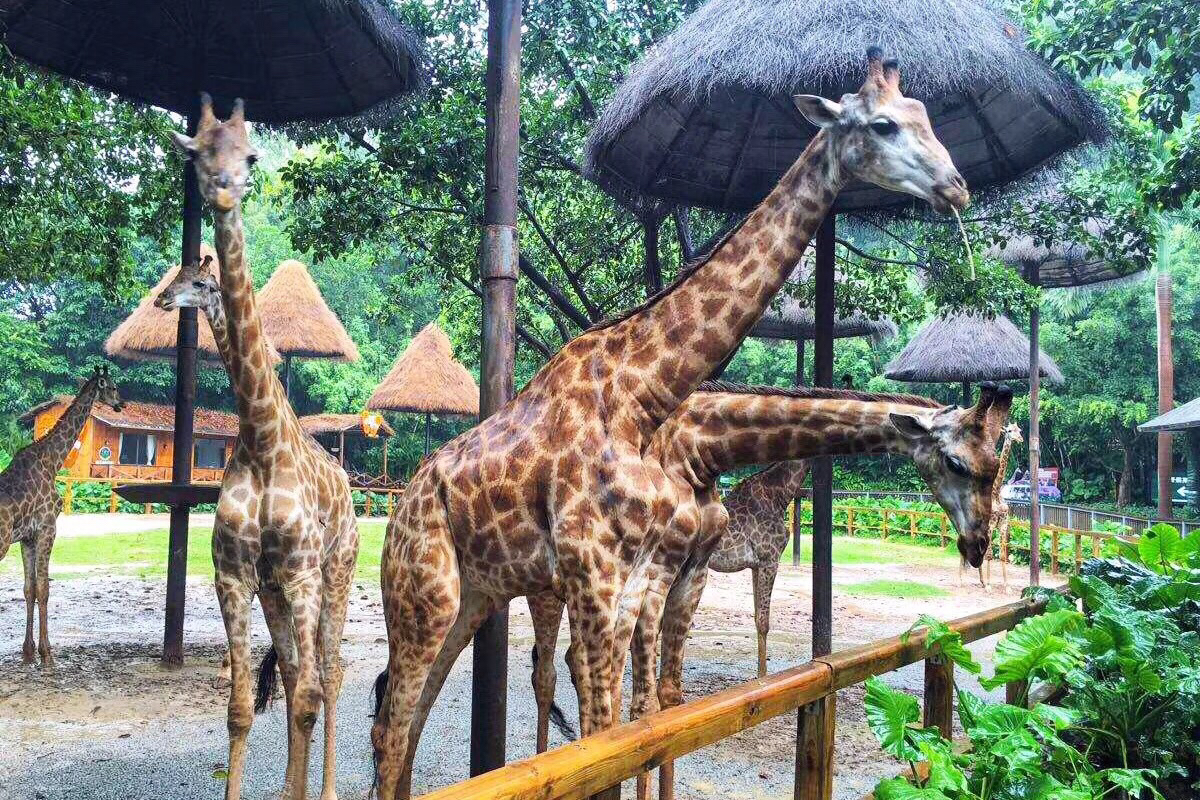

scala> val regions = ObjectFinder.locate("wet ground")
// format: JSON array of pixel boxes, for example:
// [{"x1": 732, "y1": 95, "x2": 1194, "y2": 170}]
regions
[{"x1": 0, "y1": 524, "x2": 1047, "y2": 800}]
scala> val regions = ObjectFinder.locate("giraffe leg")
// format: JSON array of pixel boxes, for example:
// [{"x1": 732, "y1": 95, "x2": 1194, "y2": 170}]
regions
[
  {"x1": 20, "y1": 540, "x2": 35, "y2": 665},
  {"x1": 528, "y1": 590, "x2": 566, "y2": 753},
  {"x1": 398, "y1": 586, "x2": 498, "y2": 795},
  {"x1": 259, "y1": 586, "x2": 301, "y2": 789},
  {"x1": 279, "y1": 566, "x2": 325, "y2": 800},
  {"x1": 34, "y1": 516, "x2": 56, "y2": 667},
  {"x1": 563, "y1": 558, "x2": 622, "y2": 738},
  {"x1": 317, "y1": 572, "x2": 353, "y2": 800},
  {"x1": 374, "y1": 506, "x2": 460, "y2": 800},
  {"x1": 751, "y1": 563, "x2": 778, "y2": 678},
  {"x1": 216, "y1": 572, "x2": 257, "y2": 800},
  {"x1": 630, "y1": 595, "x2": 669, "y2": 800}
]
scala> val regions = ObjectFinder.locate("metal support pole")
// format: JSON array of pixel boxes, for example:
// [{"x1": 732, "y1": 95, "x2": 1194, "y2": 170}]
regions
[
  {"x1": 424, "y1": 412, "x2": 431, "y2": 455},
  {"x1": 811, "y1": 214, "x2": 835, "y2": 657},
  {"x1": 792, "y1": 338, "x2": 805, "y2": 566},
  {"x1": 1028, "y1": 263, "x2": 1041, "y2": 587},
  {"x1": 163, "y1": 100, "x2": 202, "y2": 668},
  {"x1": 284, "y1": 353, "x2": 292, "y2": 402},
  {"x1": 471, "y1": 0, "x2": 520, "y2": 778}
]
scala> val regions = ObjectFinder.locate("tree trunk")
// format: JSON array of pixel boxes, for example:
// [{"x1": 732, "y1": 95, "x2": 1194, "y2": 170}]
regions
[
  {"x1": 1156, "y1": 269, "x2": 1175, "y2": 518},
  {"x1": 643, "y1": 214, "x2": 663, "y2": 295},
  {"x1": 1118, "y1": 443, "x2": 1134, "y2": 507}
]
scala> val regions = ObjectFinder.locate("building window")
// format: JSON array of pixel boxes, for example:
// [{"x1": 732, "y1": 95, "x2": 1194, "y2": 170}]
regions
[
  {"x1": 118, "y1": 433, "x2": 156, "y2": 466},
  {"x1": 194, "y1": 438, "x2": 226, "y2": 469}
]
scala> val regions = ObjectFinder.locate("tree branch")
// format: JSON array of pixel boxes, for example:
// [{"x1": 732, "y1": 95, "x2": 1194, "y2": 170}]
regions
[
  {"x1": 519, "y1": 198, "x2": 601, "y2": 319},
  {"x1": 673, "y1": 206, "x2": 695, "y2": 263},
  {"x1": 450, "y1": 272, "x2": 553, "y2": 359},
  {"x1": 835, "y1": 237, "x2": 921, "y2": 267},
  {"x1": 517, "y1": 253, "x2": 592, "y2": 330}
]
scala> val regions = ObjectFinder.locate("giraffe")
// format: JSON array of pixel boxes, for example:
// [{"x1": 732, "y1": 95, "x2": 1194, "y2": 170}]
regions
[
  {"x1": 527, "y1": 382, "x2": 1013, "y2": 771},
  {"x1": 708, "y1": 459, "x2": 810, "y2": 678},
  {"x1": 167, "y1": 94, "x2": 359, "y2": 800},
  {"x1": 974, "y1": 421, "x2": 1023, "y2": 589},
  {"x1": 0, "y1": 365, "x2": 124, "y2": 666},
  {"x1": 373, "y1": 49, "x2": 968, "y2": 799}
]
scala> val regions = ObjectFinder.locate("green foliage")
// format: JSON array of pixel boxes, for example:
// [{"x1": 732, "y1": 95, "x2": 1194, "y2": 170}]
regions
[{"x1": 905, "y1": 615, "x2": 982, "y2": 675}]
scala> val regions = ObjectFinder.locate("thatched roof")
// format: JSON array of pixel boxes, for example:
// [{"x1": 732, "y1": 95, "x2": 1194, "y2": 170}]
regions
[
  {"x1": 299, "y1": 413, "x2": 395, "y2": 438},
  {"x1": 257, "y1": 260, "x2": 361, "y2": 362},
  {"x1": 585, "y1": 0, "x2": 1105, "y2": 213},
  {"x1": 20, "y1": 395, "x2": 239, "y2": 438},
  {"x1": 884, "y1": 312, "x2": 1064, "y2": 385},
  {"x1": 749, "y1": 263, "x2": 896, "y2": 341},
  {"x1": 0, "y1": 0, "x2": 426, "y2": 128},
  {"x1": 104, "y1": 244, "x2": 282, "y2": 366},
  {"x1": 1138, "y1": 398, "x2": 1200, "y2": 434},
  {"x1": 367, "y1": 323, "x2": 480, "y2": 416},
  {"x1": 989, "y1": 217, "x2": 1149, "y2": 290}
]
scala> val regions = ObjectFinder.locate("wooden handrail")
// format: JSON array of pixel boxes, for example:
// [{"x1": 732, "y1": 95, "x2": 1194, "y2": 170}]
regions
[{"x1": 414, "y1": 595, "x2": 1049, "y2": 800}]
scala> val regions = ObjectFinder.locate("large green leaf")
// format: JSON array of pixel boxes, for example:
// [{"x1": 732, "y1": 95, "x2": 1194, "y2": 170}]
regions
[
  {"x1": 871, "y1": 777, "x2": 952, "y2": 800},
  {"x1": 981, "y1": 610, "x2": 1085, "y2": 689},
  {"x1": 907, "y1": 614, "x2": 982, "y2": 674},
  {"x1": 864, "y1": 677, "x2": 923, "y2": 761},
  {"x1": 1098, "y1": 768, "x2": 1166, "y2": 800},
  {"x1": 1139, "y1": 523, "x2": 1184, "y2": 573}
]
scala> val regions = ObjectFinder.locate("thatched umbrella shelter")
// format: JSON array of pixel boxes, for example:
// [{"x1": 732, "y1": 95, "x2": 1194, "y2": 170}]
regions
[
  {"x1": 299, "y1": 412, "x2": 394, "y2": 473},
  {"x1": 585, "y1": 0, "x2": 1103, "y2": 685},
  {"x1": 884, "y1": 311, "x2": 1064, "y2": 403},
  {"x1": 256, "y1": 259, "x2": 361, "y2": 398},
  {"x1": 105, "y1": 244, "x2": 283, "y2": 367},
  {"x1": 367, "y1": 323, "x2": 480, "y2": 454},
  {"x1": 1, "y1": 0, "x2": 426, "y2": 666}
]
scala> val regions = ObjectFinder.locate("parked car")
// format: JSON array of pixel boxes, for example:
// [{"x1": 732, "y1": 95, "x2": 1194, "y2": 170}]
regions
[{"x1": 1000, "y1": 477, "x2": 1062, "y2": 503}]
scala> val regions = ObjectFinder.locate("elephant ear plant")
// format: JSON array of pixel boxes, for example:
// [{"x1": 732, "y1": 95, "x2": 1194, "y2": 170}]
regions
[{"x1": 865, "y1": 528, "x2": 1200, "y2": 800}]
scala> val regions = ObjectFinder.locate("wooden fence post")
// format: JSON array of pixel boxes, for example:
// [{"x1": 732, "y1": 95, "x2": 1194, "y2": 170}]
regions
[
  {"x1": 846, "y1": 508, "x2": 855, "y2": 537},
  {"x1": 908, "y1": 512, "x2": 917, "y2": 541},
  {"x1": 63, "y1": 480, "x2": 74, "y2": 515},
  {"x1": 939, "y1": 515, "x2": 947, "y2": 547},
  {"x1": 109, "y1": 486, "x2": 118, "y2": 513},
  {"x1": 923, "y1": 654, "x2": 954, "y2": 738},
  {"x1": 881, "y1": 510, "x2": 889, "y2": 540},
  {"x1": 387, "y1": 491, "x2": 394, "y2": 517},
  {"x1": 1050, "y1": 529, "x2": 1060, "y2": 575},
  {"x1": 365, "y1": 491, "x2": 373, "y2": 517},
  {"x1": 794, "y1": 695, "x2": 835, "y2": 800},
  {"x1": 1073, "y1": 533, "x2": 1082, "y2": 574}
]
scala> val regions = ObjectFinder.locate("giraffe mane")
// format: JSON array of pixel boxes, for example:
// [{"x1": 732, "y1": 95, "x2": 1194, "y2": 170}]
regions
[{"x1": 696, "y1": 380, "x2": 942, "y2": 409}]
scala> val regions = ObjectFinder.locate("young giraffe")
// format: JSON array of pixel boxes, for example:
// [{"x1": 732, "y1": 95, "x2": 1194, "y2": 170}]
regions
[
  {"x1": 167, "y1": 95, "x2": 359, "y2": 800},
  {"x1": 976, "y1": 421, "x2": 1023, "y2": 589},
  {"x1": 374, "y1": 50, "x2": 967, "y2": 799},
  {"x1": 527, "y1": 383, "x2": 1012, "y2": 771},
  {"x1": 708, "y1": 459, "x2": 810, "y2": 678},
  {"x1": 0, "y1": 366, "x2": 123, "y2": 667}
]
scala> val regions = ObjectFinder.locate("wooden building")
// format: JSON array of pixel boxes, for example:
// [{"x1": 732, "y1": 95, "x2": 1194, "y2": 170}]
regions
[{"x1": 20, "y1": 396, "x2": 239, "y2": 483}]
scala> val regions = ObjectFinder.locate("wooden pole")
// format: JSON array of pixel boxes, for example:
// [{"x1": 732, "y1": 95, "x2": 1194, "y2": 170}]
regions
[
  {"x1": 792, "y1": 337, "x2": 805, "y2": 566},
  {"x1": 1028, "y1": 263, "x2": 1041, "y2": 587},
  {"x1": 961, "y1": 380, "x2": 971, "y2": 407},
  {"x1": 284, "y1": 353, "x2": 292, "y2": 402},
  {"x1": 163, "y1": 95, "x2": 202, "y2": 669},
  {"x1": 472, "y1": 0, "x2": 520, "y2": 779},
  {"x1": 339, "y1": 431, "x2": 345, "y2": 467},
  {"x1": 382, "y1": 435, "x2": 389, "y2": 480},
  {"x1": 923, "y1": 654, "x2": 954, "y2": 737},
  {"x1": 424, "y1": 412, "x2": 431, "y2": 455}
]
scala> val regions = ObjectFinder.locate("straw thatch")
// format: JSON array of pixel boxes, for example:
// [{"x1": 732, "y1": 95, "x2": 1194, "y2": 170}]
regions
[
  {"x1": 104, "y1": 244, "x2": 281, "y2": 366},
  {"x1": 367, "y1": 323, "x2": 480, "y2": 416},
  {"x1": 299, "y1": 413, "x2": 395, "y2": 438},
  {"x1": 884, "y1": 312, "x2": 1064, "y2": 385},
  {"x1": 585, "y1": 0, "x2": 1105, "y2": 213},
  {"x1": 257, "y1": 260, "x2": 361, "y2": 362},
  {"x1": 1138, "y1": 397, "x2": 1200, "y2": 434},
  {"x1": 749, "y1": 263, "x2": 896, "y2": 341},
  {"x1": 989, "y1": 217, "x2": 1149, "y2": 290},
  {"x1": 0, "y1": 0, "x2": 426, "y2": 128}
]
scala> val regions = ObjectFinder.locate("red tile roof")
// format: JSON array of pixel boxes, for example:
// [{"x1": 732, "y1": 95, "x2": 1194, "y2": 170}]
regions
[{"x1": 21, "y1": 396, "x2": 239, "y2": 438}]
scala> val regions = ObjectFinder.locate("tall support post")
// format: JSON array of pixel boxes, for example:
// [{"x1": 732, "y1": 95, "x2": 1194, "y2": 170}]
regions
[
  {"x1": 961, "y1": 380, "x2": 971, "y2": 407},
  {"x1": 163, "y1": 99, "x2": 202, "y2": 668},
  {"x1": 796, "y1": 213, "x2": 836, "y2": 800},
  {"x1": 284, "y1": 354, "x2": 293, "y2": 401},
  {"x1": 1028, "y1": 263, "x2": 1041, "y2": 587},
  {"x1": 471, "y1": 0, "x2": 521, "y2": 778},
  {"x1": 424, "y1": 412, "x2": 432, "y2": 455},
  {"x1": 792, "y1": 338, "x2": 805, "y2": 566},
  {"x1": 1156, "y1": 268, "x2": 1174, "y2": 519}
]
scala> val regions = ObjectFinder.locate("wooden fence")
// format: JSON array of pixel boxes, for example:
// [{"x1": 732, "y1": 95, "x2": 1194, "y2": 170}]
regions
[
  {"x1": 413, "y1": 594, "x2": 1051, "y2": 800},
  {"x1": 789, "y1": 501, "x2": 1128, "y2": 577},
  {"x1": 57, "y1": 476, "x2": 405, "y2": 518}
]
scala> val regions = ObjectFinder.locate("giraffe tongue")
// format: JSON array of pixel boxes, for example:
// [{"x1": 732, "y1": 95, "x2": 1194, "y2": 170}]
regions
[{"x1": 953, "y1": 208, "x2": 975, "y2": 281}]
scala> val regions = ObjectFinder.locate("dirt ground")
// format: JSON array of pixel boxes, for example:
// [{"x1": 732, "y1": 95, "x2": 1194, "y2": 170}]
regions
[{"x1": 0, "y1": 521, "x2": 1051, "y2": 800}]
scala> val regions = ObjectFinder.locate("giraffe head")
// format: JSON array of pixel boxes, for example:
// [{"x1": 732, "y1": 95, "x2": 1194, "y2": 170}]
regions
[
  {"x1": 85, "y1": 365, "x2": 125, "y2": 412},
  {"x1": 889, "y1": 383, "x2": 1014, "y2": 567},
  {"x1": 170, "y1": 94, "x2": 258, "y2": 213},
  {"x1": 793, "y1": 48, "x2": 969, "y2": 214},
  {"x1": 156, "y1": 255, "x2": 222, "y2": 321}
]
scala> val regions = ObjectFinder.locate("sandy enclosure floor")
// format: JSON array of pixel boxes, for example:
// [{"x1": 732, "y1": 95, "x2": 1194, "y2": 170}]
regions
[{"x1": 0, "y1": 537, "x2": 1052, "y2": 800}]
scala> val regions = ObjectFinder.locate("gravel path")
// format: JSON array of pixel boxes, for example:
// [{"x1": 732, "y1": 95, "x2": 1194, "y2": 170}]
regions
[{"x1": 0, "y1": 546, "x2": 1049, "y2": 800}]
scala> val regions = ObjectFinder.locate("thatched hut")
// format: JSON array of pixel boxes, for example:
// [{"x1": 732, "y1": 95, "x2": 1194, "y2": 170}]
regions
[
  {"x1": 299, "y1": 412, "x2": 395, "y2": 478},
  {"x1": 104, "y1": 244, "x2": 282, "y2": 366},
  {"x1": 256, "y1": 259, "x2": 361, "y2": 396},
  {"x1": 367, "y1": 322, "x2": 480, "y2": 453},
  {"x1": 585, "y1": 0, "x2": 1106, "y2": 214},
  {"x1": 884, "y1": 312, "x2": 1063, "y2": 403}
]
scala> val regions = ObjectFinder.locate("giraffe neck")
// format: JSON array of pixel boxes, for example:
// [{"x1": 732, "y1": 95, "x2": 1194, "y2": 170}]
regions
[
  {"x1": 751, "y1": 460, "x2": 811, "y2": 500},
  {"x1": 604, "y1": 134, "x2": 842, "y2": 427},
  {"x1": 37, "y1": 382, "x2": 99, "y2": 474},
  {"x1": 202, "y1": 297, "x2": 234, "y2": 367},
  {"x1": 992, "y1": 434, "x2": 1016, "y2": 502},
  {"x1": 211, "y1": 206, "x2": 287, "y2": 441},
  {"x1": 651, "y1": 393, "x2": 927, "y2": 488}
]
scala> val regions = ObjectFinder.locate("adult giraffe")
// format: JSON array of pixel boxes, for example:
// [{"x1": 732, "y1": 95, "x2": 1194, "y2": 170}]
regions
[
  {"x1": 0, "y1": 366, "x2": 123, "y2": 666},
  {"x1": 527, "y1": 382, "x2": 1012, "y2": 769},
  {"x1": 373, "y1": 50, "x2": 968, "y2": 799},
  {"x1": 168, "y1": 96, "x2": 359, "y2": 800}
]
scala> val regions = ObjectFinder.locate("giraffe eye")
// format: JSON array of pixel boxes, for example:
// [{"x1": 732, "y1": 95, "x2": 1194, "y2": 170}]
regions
[
  {"x1": 870, "y1": 118, "x2": 898, "y2": 136},
  {"x1": 945, "y1": 454, "x2": 970, "y2": 478},
  {"x1": 193, "y1": 280, "x2": 205, "y2": 288}
]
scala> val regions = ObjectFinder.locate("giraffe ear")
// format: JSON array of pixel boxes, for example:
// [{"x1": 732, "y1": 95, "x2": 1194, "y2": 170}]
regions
[
  {"x1": 793, "y1": 95, "x2": 844, "y2": 129},
  {"x1": 890, "y1": 412, "x2": 931, "y2": 440},
  {"x1": 171, "y1": 131, "x2": 198, "y2": 159}
]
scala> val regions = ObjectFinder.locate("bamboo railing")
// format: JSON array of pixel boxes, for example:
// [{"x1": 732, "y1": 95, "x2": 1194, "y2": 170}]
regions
[{"x1": 414, "y1": 595, "x2": 1051, "y2": 800}]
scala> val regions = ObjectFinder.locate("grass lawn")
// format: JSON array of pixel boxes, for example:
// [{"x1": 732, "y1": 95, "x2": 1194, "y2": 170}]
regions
[
  {"x1": 782, "y1": 534, "x2": 959, "y2": 567},
  {"x1": 838, "y1": 579, "x2": 950, "y2": 599},
  {"x1": 0, "y1": 522, "x2": 390, "y2": 581}
]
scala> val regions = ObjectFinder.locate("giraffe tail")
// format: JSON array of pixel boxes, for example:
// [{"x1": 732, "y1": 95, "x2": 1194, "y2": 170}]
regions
[
  {"x1": 254, "y1": 646, "x2": 279, "y2": 713},
  {"x1": 370, "y1": 668, "x2": 388, "y2": 792},
  {"x1": 531, "y1": 645, "x2": 578, "y2": 741}
]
